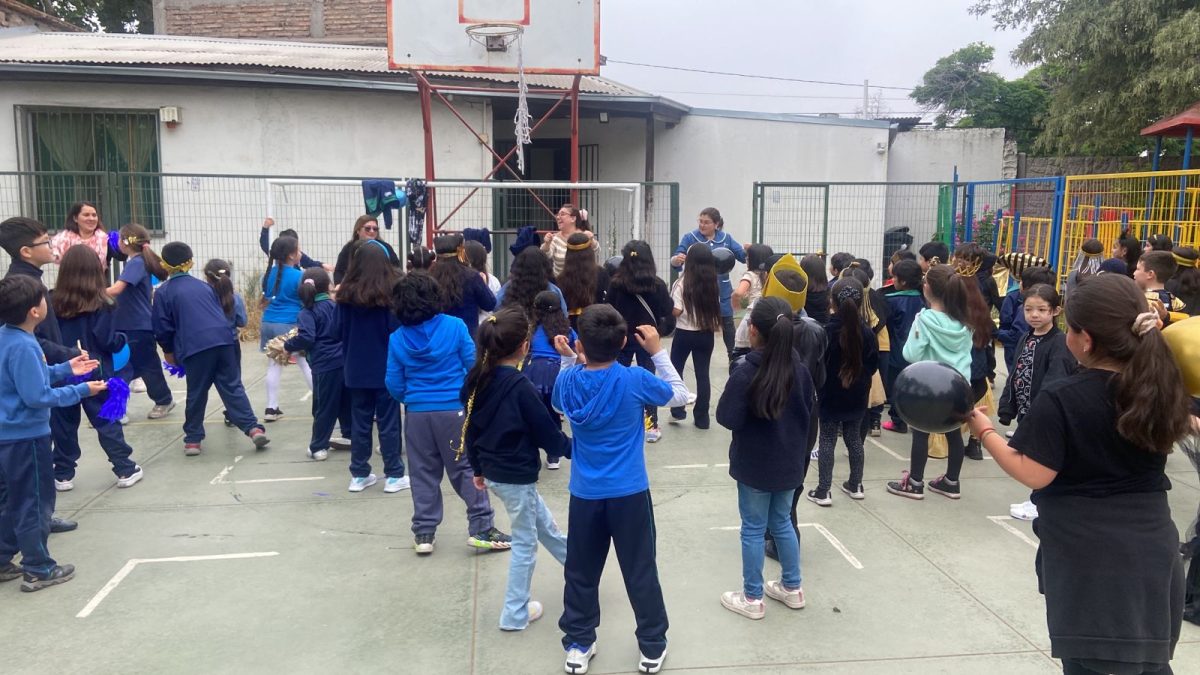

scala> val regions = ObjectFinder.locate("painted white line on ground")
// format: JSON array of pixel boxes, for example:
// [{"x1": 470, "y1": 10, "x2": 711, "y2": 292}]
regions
[
  {"x1": 866, "y1": 437, "x2": 905, "y2": 461},
  {"x1": 77, "y1": 552, "x2": 280, "y2": 618},
  {"x1": 987, "y1": 515, "x2": 1039, "y2": 550},
  {"x1": 663, "y1": 464, "x2": 709, "y2": 469},
  {"x1": 713, "y1": 463, "x2": 730, "y2": 468},
  {"x1": 209, "y1": 455, "x2": 244, "y2": 485},
  {"x1": 300, "y1": 391, "x2": 312, "y2": 402},
  {"x1": 708, "y1": 524, "x2": 863, "y2": 569}
]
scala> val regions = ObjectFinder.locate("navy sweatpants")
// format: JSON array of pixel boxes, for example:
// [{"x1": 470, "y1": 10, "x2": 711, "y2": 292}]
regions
[
  {"x1": 560, "y1": 490, "x2": 668, "y2": 659},
  {"x1": 122, "y1": 329, "x2": 172, "y2": 406},
  {"x1": 348, "y1": 387, "x2": 404, "y2": 479},
  {"x1": 310, "y1": 368, "x2": 351, "y2": 453},
  {"x1": 51, "y1": 392, "x2": 137, "y2": 481},
  {"x1": 181, "y1": 345, "x2": 261, "y2": 443},
  {"x1": 0, "y1": 436, "x2": 57, "y2": 576}
]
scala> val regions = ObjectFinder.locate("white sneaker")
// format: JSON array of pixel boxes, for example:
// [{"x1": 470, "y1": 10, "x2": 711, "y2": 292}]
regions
[
  {"x1": 564, "y1": 643, "x2": 596, "y2": 674},
  {"x1": 638, "y1": 647, "x2": 667, "y2": 674},
  {"x1": 307, "y1": 448, "x2": 329, "y2": 461},
  {"x1": 130, "y1": 378, "x2": 147, "y2": 393},
  {"x1": 383, "y1": 476, "x2": 411, "y2": 493},
  {"x1": 329, "y1": 437, "x2": 352, "y2": 451},
  {"x1": 54, "y1": 479, "x2": 74, "y2": 492},
  {"x1": 348, "y1": 474, "x2": 377, "y2": 492},
  {"x1": 527, "y1": 600, "x2": 544, "y2": 623},
  {"x1": 809, "y1": 447, "x2": 819, "y2": 461},
  {"x1": 686, "y1": 392, "x2": 697, "y2": 406},
  {"x1": 764, "y1": 580, "x2": 806, "y2": 609},
  {"x1": 645, "y1": 426, "x2": 662, "y2": 443},
  {"x1": 1005, "y1": 430, "x2": 1015, "y2": 439},
  {"x1": 547, "y1": 459, "x2": 561, "y2": 470},
  {"x1": 115, "y1": 467, "x2": 144, "y2": 489},
  {"x1": 1010, "y1": 500, "x2": 1038, "y2": 521},
  {"x1": 720, "y1": 591, "x2": 765, "y2": 620}
]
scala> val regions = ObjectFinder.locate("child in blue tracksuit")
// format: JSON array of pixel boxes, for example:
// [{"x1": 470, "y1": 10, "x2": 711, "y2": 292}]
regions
[
  {"x1": 152, "y1": 242, "x2": 268, "y2": 456},
  {"x1": 670, "y1": 207, "x2": 746, "y2": 358},
  {"x1": 997, "y1": 265, "x2": 1056, "y2": 374},
  {"x1": 386, "y1": 272, "x2": 508, "y2": 553},
  {"x1": 51, "y1": 244, "x2": 141, "y2": 490},
  {"x1": 107, "y1": 223, "x2": 173, "y2": 417},
  {"x1": 881, "y1": 260, "x2": 926, "y2": 433},
  {"x1": 0, "y1": 275, "x2": 102, "y2": 592},
  {"x1": 461, "y1": 307, "x2": 572, "y2": 630},
  {"x1": 524, "y1": 290, "x2": 576, "y2": 469},
  {"x1": 552, "y1": 304, "x2": 689, "y2": 675},
  {"x1": 261, "y1": 235, "x2": 312, "y2": 422},
  {"x1": 285, "y1": 268, "x2": 351, "y2": 461}
]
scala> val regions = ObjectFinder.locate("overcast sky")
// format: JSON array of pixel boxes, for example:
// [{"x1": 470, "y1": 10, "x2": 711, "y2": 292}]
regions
[{"x1": 596, "y1": 0, "x2": 1029, "y2": 116}]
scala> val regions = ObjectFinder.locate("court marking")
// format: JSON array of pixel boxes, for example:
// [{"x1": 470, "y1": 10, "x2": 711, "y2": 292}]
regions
[
  {"x1": 77, "y1": 552, "x2": 280, "y2": 618},
  {"x1": 986, "y1": 515, "x2": 1038, "y2": 550},
  {"x1": 210, "y1": 455, "x2": 324, "y2": 485},
  {"x1": 300, "y1": 391, "x2": 312, "y2": 402},
  {"x1": 865, "y1": 437, "x2": 905, "y2": 460},
  {"x1": 710, "y1": 523, "x2": 863, "y2": 569}
]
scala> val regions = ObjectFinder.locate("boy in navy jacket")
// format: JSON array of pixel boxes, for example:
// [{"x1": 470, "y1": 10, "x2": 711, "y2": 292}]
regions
[
  {"x1": 0, "y1": 275, "x2": 103, "y2": 591},
  {"x1": 882, "y1": 259, "x2": 926, "y2": 433},
  {"x1": 152, "y1": 242, "x2": 268, "y2": 455},
  {"x1": 552, "y1": 304, "x2": 689, "y2": 675}
]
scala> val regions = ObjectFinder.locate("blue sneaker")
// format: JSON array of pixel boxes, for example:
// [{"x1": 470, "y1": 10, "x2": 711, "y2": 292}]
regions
[{"x1": 348, "y1": 474, "x2": 377, "y2": 492}]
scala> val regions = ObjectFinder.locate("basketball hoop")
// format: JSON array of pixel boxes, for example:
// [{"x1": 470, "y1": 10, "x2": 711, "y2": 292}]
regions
[
  {"x1": 466, "y1": 22, "x2": 533, "y2": 174},
  {"x1": 464, "y1": 23, "x2": 523, "y2": 52}
]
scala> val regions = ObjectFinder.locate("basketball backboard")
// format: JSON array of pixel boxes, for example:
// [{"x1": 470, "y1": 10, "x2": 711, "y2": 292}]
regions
[{"x1": 387, "y1": 0, "x2": 601, "y2": 75}]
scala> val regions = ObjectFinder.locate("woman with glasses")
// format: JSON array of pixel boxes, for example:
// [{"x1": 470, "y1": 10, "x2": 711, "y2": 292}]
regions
[{"x1": 333, "y1": 215, "x2": 400, "y2": 285}]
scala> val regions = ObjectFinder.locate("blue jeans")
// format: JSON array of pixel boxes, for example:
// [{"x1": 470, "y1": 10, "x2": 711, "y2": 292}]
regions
[
  {"x1": 486, "y1": 480, "x2": 568, "y2": 630},
  {"x1": 737, "y1": 482, "x2": 801, "y2": 599}
]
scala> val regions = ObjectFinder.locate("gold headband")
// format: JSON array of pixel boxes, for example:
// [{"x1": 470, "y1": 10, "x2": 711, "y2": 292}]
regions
[
  {"x1": 953, "y1": 258, "x2": 982, "y2": 278},
  {"x1": 162, "y1": 259, "x2": 193, "y2": 275},
  {"x1": 567, "y1": 241, "x2": 592, "y2": 252},
  {"x1": 1083, "y1": 252, "x2": 1103, "y2": 259},
  {"x1": 121, "y1": 235, "x2": 146, "y2": 248},
  {"x1": 1172, "y1": 253, "x2": 1199, "y2": 269}
]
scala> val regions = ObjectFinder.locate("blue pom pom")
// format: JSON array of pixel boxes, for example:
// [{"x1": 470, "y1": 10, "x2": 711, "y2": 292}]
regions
[
  {"x1": 98, "y1": 377, "x2": 130, "y2": 422},
  {"x1": 163, "y1": 361, "x2": 186, "y2": 378},
  {"x1": 108, "y1": 230, "x2": 121, "y2": 253}
]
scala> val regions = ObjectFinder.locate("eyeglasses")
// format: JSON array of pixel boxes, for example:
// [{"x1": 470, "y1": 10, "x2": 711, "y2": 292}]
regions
[
  {"x1": 28, "y1": 240, "x2": 51, "y2": 249},
  {"x1": 362, "y1": 226, "x2": 379, "y2": 232}
]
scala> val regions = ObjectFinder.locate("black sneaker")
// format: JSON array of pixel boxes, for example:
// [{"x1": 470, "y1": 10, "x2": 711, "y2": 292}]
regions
[
  {"x1": 21, "y1": 564, "x2": 75, "y2": 592},
  {"x1": 263, "y1": 408, "x2": 283, "y2": 422},
  {"x1": 669, "y1": 407, "x2": 686, "y2": 423},
  {"x1": 927, "y1": 475, "x2": 961, "y2": 499},
  {"x1": 870, "y1": 418, "x2": 882, "y2": 437},
  {"x1": 806, "y1": 488, "x2": 832, "y2": 507},
  {"x1": 414, "y1": 533, "x2": 435, "y2": 555},
  {"x1": 50, "y1": 516, "x2": 77, "y2": 533},
  {"x1": 694, "y1": 416, "x2": 710, "y2": 430},
  {"x1": 0, "y1": 562, "x2": 23, "y2": 582},
  {"x1": 840, "y1": 481, "x2": 865, "y2": 500},
  {"x1": 468, "y1": 527, "x2": 513, "y2": 551},
  {"x1": 886, "y1": 471, "x2": 925, "y2": 500},
  {"x1": 223, "y1": 412, "x2": 235, "y2": 428},
  {"x1": 964, "y1": 439, "x2": 984, "y2": 461}
]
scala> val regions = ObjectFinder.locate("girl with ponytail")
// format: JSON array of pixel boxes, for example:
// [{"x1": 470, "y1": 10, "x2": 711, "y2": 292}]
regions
[
  {"x1": 716, "y1": 297, "x2": 817, "y2": 620},
  {"x1": 106, "y1": 223, "x2": 173, "y2": 417},
  {"x1": 967, "y1": 273, "x2": 1190, "y2": 674},
  {"x1": 284, "y1": 268, "x2": 351, "y2": 461},
  {"x1": 460, "y1": 307, "x2": 571, "y2": 630},
  {"x1": 808, "y1": 278, "x2": 879, "y2": 506},
  {"x1": 260, "y1": 235, "x2": 312, "y2": 422}
]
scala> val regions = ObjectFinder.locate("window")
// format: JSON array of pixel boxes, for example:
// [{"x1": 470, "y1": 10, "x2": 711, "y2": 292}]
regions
[{"x1": 25, "y1": 108, "x2": 163, "y2": 231}]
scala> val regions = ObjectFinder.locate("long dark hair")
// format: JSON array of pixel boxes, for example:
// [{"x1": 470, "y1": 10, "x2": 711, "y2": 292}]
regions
[
  {"x1": 297, "y1": 266, "x2": 331, "y2": 310},
  {"x1": 338, "y1": 240, "x2": 401, "y2": 308},
  {"x1": 430, "y1": 234, "x2": 467, "y2": 310},
  {"x1": 745, "y1": 243, "x2": 774, "y2": 287},
  {"x1": 558, "y1": 232, "x2": 600, "y2": 312},
  {"x1": 533, "y1": 289, "x2": 570, "y2": 342},
  {"x1": 502, "y1": 247, "x2": 552, "y2": 316},
  {"x1": 681, "y1": 243, "x2": 721, "y2": 332},
  {"x1": 830, "y1": 277, "x2": 866, "y2": 388},
  {"x1": 800, "y1": 254, "x2": 828, "y2": 293},
  {"x1": 464, "y1": 307, "x2": 530, "y2": 400},
  {"x1": 463, "y1": 240, "x2": 489, "y2": 274},
  {"x1": 1116, "y1": 231, "x2": 1142, "y2": 275},
  {"x1": 349, "y1": 215, "x2": 378, "y2": 244},
  {"x1": 52, "y1": 244, "x2": 108, "y2": 318},
  {"x1": 1168, "y1": 246, "x2": 1200, "y2": 309},
  {"x1": 559, "y1": 203, "x2": 591, "y2": 232},
  {"x1": 1066, "y1": 274, "x2": 1192, "y2": 453},
  {"x1": 746, "y1": 297, "x2": 796, "y2": 420},
  {"x1": 1147, "y1": 234, "x2": 1173, "y2": 252},
  {"x1": 610, "y1": 240, "x2": 659, "y2": 295},
  {"x1": 265, "y1": 235, "x2": 298, "y2": 299},
  {"x1": 118, "y1": 223, "x2": 167, "y2": 281},
  {"x1": 925, "y1": 264, "x2": 993, "y2": 348},
  {"x1": 63, "y1": 201, "x2": 101, "y2": 235},
  {"x1": 203, "y1": 259, "x2": 236, "y2": 318},
  {"x1": 408, "y1": 246, "x2": 435, "y2": 271}
]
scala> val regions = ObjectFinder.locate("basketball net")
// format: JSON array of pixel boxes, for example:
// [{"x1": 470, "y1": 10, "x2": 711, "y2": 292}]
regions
[{"x1": 513, "y1": 31, "x2": 532, "y2": 174}]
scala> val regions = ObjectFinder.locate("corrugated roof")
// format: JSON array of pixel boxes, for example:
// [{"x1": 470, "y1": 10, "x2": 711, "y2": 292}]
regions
[{"x1": 0, "y1": 32, "x2": 646, "y2": 96}]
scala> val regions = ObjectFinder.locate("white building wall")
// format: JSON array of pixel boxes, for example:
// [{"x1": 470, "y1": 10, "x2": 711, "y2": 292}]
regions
[{"x1": 887, "y1": 128, "x2": 1005, "y2": 183}]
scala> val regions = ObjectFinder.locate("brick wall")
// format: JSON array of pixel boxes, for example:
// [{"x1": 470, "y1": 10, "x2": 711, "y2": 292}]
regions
[
  {"x1": 159, "y1": 0, "x2": 387, "y2": 43},
  {"x1": 322, "y1": 0, "x2": 385, "y2": 37}
]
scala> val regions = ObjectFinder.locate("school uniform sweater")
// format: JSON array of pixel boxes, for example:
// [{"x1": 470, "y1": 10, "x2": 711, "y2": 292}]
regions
[
  {"x1": 56, "y1": 302, "x2": 127, "y2": 380},
  {"x1": 338, "y1": 303, "x2": 400, "y2": 389},
  {"x1": 112, "y1": 254, "x2": 154, "y2": 332},
  {"x1": 385, "y1": 314, "x2": 474, "y2": 411},
  {"x1": 819, "y1": 316, "x2": 880, "y2": 421},
  {"x1": 885, "y1": 290, "x2": 924, "y2": 369},
  {"x1": 0, "y1": 325, "x2": 90, "y2": 442},
  {"x1": 284, "y1": 297, "x2": 342, "y2": 374},
  {"x1": 261, "y1": 265, "x2": 303, "y2": 324},
  {"x1": 442, "y1": 266, "x2": 497, "y2": 336},
  {"x1": 4, "y1": 260, "x2": 76, "y2": 365},
  {"x1": 672, "y1": 228, "x2": 747, "y2": 317},
  {"x1": 607, "y1": 279, "x2": 674, "y2": 346},
  {"x1": 997, "y1": 289, "x2": 1029, "y2": 362},
  {"x1": 152, "y1": 273, "x2": 236, "y2": 361},
  {"x1": 717, "y1": 350, "x2": 815, "y2": 492},
  {"x1": 462, "y1": 366, "x2": 571, "y2": 485}
]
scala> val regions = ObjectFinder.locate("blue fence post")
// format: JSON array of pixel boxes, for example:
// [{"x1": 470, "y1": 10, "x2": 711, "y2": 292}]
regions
[
  {"x1": 964, "y1": 183, "x2": 975, "y2": 242},
  {"x1": 1176, "y1": 127, "x2": 1193, "y2": 242},
  {"x1": 1092, "y1": 194, "x2": 1102, "y2": 232},
  {"x1": 994, "y1": 208, "x2": 1003, "y2": 252},
  {"x1": 1049, "y1": 177, "x2": 1065, "y2": 273},
  {"x1": 1012, "y1": 210, "x2": 1022, "y2": 254}
]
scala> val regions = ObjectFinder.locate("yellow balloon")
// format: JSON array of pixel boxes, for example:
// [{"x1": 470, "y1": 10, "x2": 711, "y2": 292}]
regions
[{"x1": 1162, "y1": 315, "x2": 1200, "y2": 397}]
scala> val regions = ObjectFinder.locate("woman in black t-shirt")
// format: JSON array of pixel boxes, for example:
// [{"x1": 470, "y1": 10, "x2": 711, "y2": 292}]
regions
[{"x1": 967, "y1": 273, "x2": 1192, "y2": 675}]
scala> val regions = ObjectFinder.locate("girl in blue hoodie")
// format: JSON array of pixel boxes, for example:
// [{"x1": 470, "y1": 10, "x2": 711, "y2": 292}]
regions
[
  {"x1": 886, "y1": 263, "x2": 993, "y2": 500},
  {"x1": 461, "y1": 307, "x2": 572, "y2": 631},
  {"x1": 386, "y1": 272, "x2": 510, "y2": 555}
]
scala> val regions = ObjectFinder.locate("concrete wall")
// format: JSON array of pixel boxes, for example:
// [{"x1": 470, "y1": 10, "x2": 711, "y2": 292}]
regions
[{"x1": 887, "y1": 128, "x2": 1005, "y2": 183}]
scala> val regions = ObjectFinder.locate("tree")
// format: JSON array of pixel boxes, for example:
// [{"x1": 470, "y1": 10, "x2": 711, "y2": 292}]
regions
[
  {"x1": 910, "y1": 43, "x2": 1050, "y2": 150},
  {"x1": 20, "y1": 0, "x2": 152, "y2": 33},
  {"x1": 856, "y1": 89, "x2": 892, "y2": 120},
  {"x1": 972, "y1": 0, "x2": 1200, "y2": 155}
]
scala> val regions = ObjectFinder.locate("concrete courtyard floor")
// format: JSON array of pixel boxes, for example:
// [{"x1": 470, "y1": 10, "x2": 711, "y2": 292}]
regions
[{"x1": 4, "y1": 345, "x2": 1199, "y2": 675}]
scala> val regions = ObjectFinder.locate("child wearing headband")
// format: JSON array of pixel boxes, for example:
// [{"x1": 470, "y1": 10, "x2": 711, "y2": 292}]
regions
[
  {"x1": 106, "y1": 223, "x2": 173, "y2": 417},
  {"x1": 285, "y1": 267, "x2": 351, "y2": 460}
]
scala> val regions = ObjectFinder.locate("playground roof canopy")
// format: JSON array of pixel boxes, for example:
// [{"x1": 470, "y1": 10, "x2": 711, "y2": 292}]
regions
[{"x1": 1140, "y1": 101, "x2": 1200, "y2": 138}]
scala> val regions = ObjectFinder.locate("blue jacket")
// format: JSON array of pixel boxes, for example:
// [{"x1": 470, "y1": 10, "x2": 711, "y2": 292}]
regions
[
  {"x1": 553, "y1": 360, "x2": 675, "y2": 499},
  {"x1": 672, "y1": 228, "x2": 746, "y2": 317},
  {"x1": 997, "y1": 289, "x2": 1028, "y2": 362},
  {"x1": 461, "y1": 365, "x2": 570, "y2": 485},
  {"x1": 820, "y1": 315, "x2": 880, "y2": 421},
  {"x1": 885, "y1": 289, "x2": 924, "y2": 368},
  {"x1": 261, "y1": 265, "x2": 303, "y2": 324},
  {"x1": 4, "y1": 260, "x2": 76, "y2": 365},
  {"x1": 385, "y1": 314, "x2": 475, "y2": 411},
  {"x1": 0, "y1": 325, "x2": 90, "y2": 442},
  {"x1": 444, "y1": 267, "x2": 497, "y2": 337},
  {"x1": 338, "y1": 304, "x2": 400, "y2": 389},
  {"x1": 259, "y1": 228, "x2": 323, "y2": 269},
  {"x1": 284, "y1": 297, "x2": 342, "y2": 374},
  {"x1": 112, "y1": 254, "x2": 154, "y2": 332},
  {"x1": 152, "y1": 273, "x2": 236, "y2": 361},
  {"x1": 56, "y1": 303, "x2": 127, "y2": 381}
]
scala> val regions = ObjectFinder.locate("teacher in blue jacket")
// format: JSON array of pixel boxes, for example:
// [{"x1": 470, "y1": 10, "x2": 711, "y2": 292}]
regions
[{"x1": 671, "y1": 206, "x2": 746, "y2": 359}]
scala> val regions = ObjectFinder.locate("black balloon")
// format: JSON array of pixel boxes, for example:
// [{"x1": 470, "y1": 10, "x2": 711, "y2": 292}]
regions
[
  {"x1": 713, "y1": 246, "x2": 736, "y2": 274},
  {"x1": 604, "y1": 255, "x2": 624, "y2": 276},
  {"x1": 891, "y1": 361, "x2": 974, "y2": 433}
]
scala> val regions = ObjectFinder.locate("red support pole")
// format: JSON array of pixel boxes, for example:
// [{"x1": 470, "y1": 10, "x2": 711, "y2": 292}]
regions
[
  {"x1": 570, "y1": 75, "x2": 581, "y2": 205},
  {"x1": 415, "y1": 71, "x2": 437, "y2": 247}
]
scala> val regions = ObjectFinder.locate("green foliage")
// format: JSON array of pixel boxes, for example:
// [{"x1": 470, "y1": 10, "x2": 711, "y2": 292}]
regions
[
  {"x1": 19, "y1": 0, "x2": 153, "y2": 33},
  {"x1": 971, "y1": 0, "x2": 1200, "y2": 156},
  {"x1": 911, "y1": 43, "x2": 1051, "y2": 150}
]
